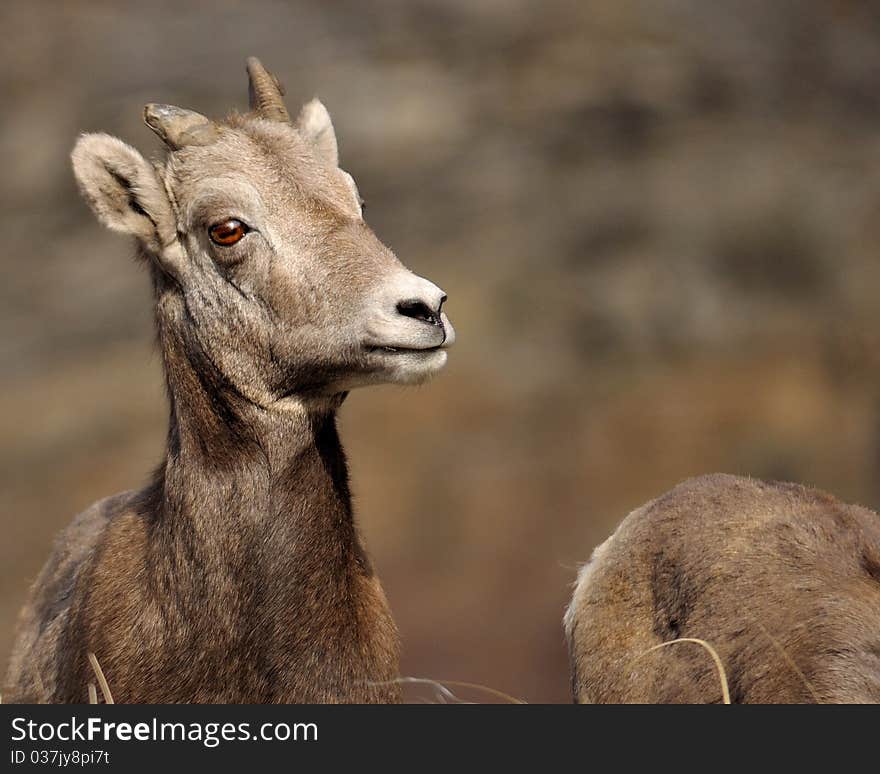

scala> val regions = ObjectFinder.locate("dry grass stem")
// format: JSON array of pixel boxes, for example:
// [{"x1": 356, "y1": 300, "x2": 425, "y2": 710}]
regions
[
  {"x1": 87, "y1": 652, "x2": 114, "y2": 704},
  {"x1": 371, "y1": 676, "x2": 526, "y2": 704},
  {"x1": 756, "y1": 622, "x2": 822, "y2": 703},
  {"x1": 635, "y1": 637, "x2": 732, "y2": 704}
]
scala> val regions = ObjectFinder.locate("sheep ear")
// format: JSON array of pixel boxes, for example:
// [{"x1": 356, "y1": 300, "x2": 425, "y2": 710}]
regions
[
  {"x1": 296, "y1": 99, "x2": 338, "y2": 167},
  {"x1": 71, "y1": 133, "x2": 174, "y2": 253}
]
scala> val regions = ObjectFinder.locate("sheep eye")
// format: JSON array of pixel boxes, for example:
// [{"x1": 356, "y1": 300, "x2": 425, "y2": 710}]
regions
[{"x1": 209, "y1": 219, "x2": 249, "y2": 246}]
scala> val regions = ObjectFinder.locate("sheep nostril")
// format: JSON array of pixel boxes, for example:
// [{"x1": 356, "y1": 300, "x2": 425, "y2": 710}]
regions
[{"x1": 396, "y1": 299, "x2": 441, "y2": 326}]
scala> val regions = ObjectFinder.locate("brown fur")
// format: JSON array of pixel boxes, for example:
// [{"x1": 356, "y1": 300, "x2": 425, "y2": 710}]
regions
[
  {"x1": 4, "y1": 61, "x2": 454, "y2": 703},
  {"x1": 565, "y1": 474, "x2": 880, "y2": 703}
]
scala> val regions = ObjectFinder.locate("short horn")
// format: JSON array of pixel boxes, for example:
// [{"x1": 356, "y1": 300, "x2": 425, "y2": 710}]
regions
[
  {"x1": 246, "y1": 56, "x2": 290, "y2": 123},
  {"x1": 143, "y1": 104, "x2": 218, "y2": 149}
]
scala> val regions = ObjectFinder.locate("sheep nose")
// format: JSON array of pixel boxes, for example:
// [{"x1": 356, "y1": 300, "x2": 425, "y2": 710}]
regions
[{"x1": 396, "y1": 294, "x2": 447, "y2": 327}]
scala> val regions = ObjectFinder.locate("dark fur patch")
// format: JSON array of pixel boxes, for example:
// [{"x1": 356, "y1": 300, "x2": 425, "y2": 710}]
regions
[
  {"x1": 650, "y1": 552, "x2": 696, "y2": 641},
  {"x1": 862, "y1": 550, "x2": 880, "y2": 584}
]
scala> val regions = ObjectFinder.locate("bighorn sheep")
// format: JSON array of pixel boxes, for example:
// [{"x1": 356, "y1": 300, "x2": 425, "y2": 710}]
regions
[
  {"x1": 4, "y1": 58, "x2": 454, "y2": 703},
  {"x1": 565, "y1": 473, "x2": 880, "y2": 702}
]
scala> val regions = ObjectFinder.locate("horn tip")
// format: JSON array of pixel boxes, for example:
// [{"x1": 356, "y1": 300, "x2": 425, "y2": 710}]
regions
[
  {"x1": 143, "y1": 103, "x2": 163, "y2": 130},
  {"x1": 143, "y1": 103, "x2": 178, "y2": 127}
]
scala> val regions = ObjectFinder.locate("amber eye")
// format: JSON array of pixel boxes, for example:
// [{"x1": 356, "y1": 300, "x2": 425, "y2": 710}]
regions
[{"x1": 208, "y1": 219, "x2": 249, "y2": 246}]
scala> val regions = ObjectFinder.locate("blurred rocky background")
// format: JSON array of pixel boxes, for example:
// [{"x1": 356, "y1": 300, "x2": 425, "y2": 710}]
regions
[{"x1": 3, "y1": 0, "x2": 880, "y2": 703}]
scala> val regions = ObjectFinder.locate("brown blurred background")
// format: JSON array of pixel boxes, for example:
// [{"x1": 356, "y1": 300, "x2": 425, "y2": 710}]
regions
[{"x1": 3, "y1": 0, "x2": 880, "y2": 703}]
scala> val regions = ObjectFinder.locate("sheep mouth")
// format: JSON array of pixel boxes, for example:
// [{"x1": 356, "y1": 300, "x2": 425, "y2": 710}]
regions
[{"x1": 369, "y1": 344, "x2": 444, "y2": 355}]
